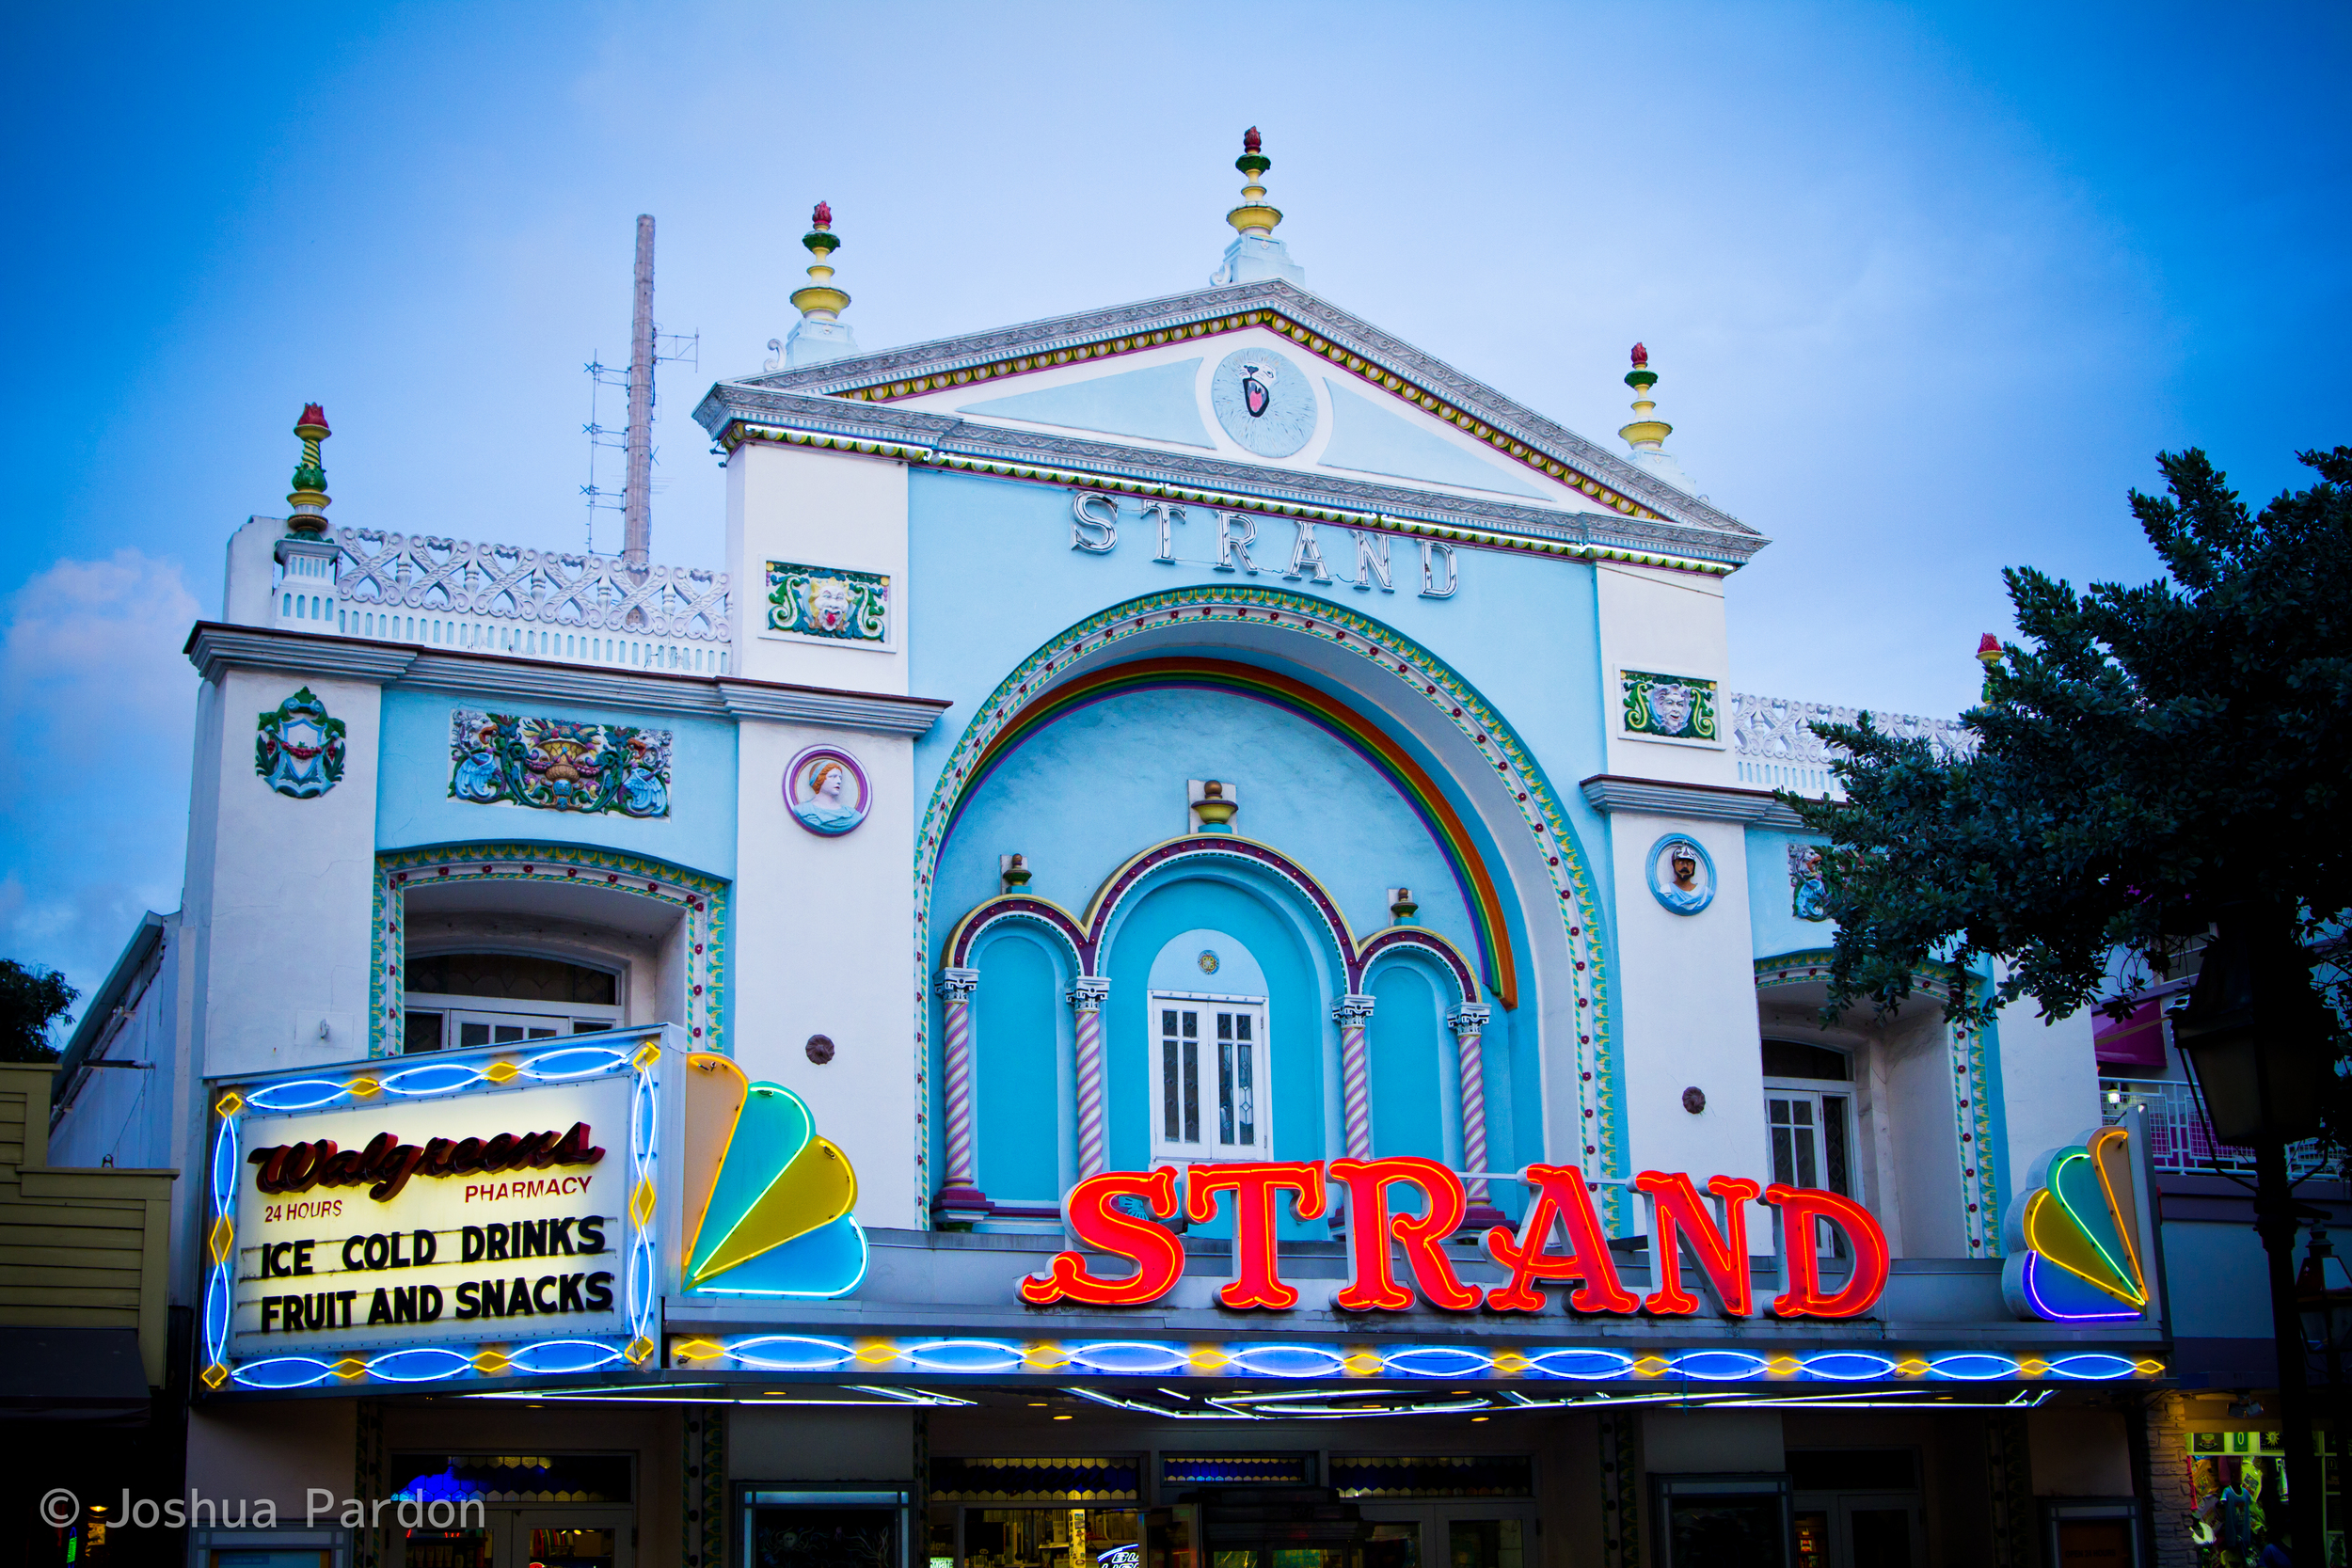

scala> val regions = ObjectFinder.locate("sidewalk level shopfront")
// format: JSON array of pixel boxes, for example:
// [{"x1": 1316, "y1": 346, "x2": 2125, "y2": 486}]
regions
[{"x1": 15, "y1": 133, "x2": 2226, "y2": 1568}]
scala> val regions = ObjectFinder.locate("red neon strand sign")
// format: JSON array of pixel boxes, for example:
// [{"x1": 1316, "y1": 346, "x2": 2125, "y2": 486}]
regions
[
  {"x1": 1327, "y1": 1157, "x2": 1481, "y2": 1311},
  {"x1": 1015, "y1": 1162, "x2": 1888, "y2": 1321}
]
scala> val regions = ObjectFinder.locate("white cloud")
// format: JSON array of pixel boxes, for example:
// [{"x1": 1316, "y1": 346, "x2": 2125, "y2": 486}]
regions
[{"x1": 0, "y1": 550, "x2": 199, "y2": 993}]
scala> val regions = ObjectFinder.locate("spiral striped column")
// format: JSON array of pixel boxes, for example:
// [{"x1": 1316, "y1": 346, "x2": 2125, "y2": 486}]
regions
[
  {"x1": 933, "y1": 968, "x2": 989, "y2": 1223},
  {"x1": 1450, "y1": 1004, "x2": 1503, "y2": 1228},
  {"x1": 1334, "y1": 994, "x2": 1376, "y2": 1161},
  {"x1": 1069, "y1": 977, "x2": 1113, "y2": 1179}
]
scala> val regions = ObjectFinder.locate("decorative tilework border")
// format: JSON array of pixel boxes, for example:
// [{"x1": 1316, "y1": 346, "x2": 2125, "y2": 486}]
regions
[
  {"x1": 371, "y1": 843, "x2": 730, "y2": 1058},
  {"x1": 913, "y1": 585, "x2": 1613, "y2": 1221},
  {"x1": 714, "y1": 424, "x2": 1736, "y2": 579},
  {"x1": 827, "y1": 309, "x2": 1663, "y2": 523},
  {"x1": 1753, "y1": 952, "x2": 2002, "y2": 1258}
]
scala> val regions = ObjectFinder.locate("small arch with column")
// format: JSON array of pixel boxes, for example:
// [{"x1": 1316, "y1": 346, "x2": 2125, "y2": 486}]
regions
[{"x1": 936, "y1": 834, "x2": 1489, "y2": 1229}]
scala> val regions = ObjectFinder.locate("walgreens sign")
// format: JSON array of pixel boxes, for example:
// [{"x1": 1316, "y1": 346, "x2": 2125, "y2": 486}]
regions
[{"x1": 1019, "y1": 1158, "x2": 1888, "y2": 1321}]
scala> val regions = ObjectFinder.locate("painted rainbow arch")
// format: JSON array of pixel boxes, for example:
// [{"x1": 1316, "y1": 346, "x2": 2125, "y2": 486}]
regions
[
  {"x1": 942, "y1": 657, "x2": 1517, "y2": 1006},
  {"x1": 910, "y1": 583, "x2": 1615, "y2": 1212}
]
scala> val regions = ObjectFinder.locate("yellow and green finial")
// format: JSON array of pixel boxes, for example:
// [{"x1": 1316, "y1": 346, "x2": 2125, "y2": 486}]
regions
[
  {"x1": 1228, "y1": 126, "x2": 1282, "y2": 238},
  {"x1": 1617, "y1": 343, "x2": 1672, "y2": 453},
  {"x1": 790, "y1": 200, "x2": 850, "y2": 323},
  {"x1": 286, "y1": 404, "x2": 331, "y2": 536}
]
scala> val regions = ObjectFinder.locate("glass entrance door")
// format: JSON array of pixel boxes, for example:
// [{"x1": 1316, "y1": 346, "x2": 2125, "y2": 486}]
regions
[
  {"x1": 1790, "y1": 1497, "x2": 1921, "y2": 1568},
  {"x1": 510, "y1": 1510, "x2": 633, "y2": 1568},
  {"x1": 392, "y1": 1507, "x2": 633, "y2": 1568},
  {"x1": 1352, "y1": 1506, "x2": 1533, "y2": 1568}
]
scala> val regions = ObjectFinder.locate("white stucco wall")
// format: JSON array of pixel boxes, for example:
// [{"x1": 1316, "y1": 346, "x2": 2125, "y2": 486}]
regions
[
  {"x1": 1610, "y1": 812, "x2": 1772, "y2": 1250},
  {"x1": 730, "y1": 717, "x2": 920, "y2": 1229},
  {"x1": 1996, "y1": 995, "x2": 2102, "y2": 1199},
  {"x1": 189, "y1": 669, "x2": 383, "y2": 1078},
  {"x1": 727, "y1": 442, "x2": 911, "y2": 693},
  {"x1": 1594, "y1": 562, "x2": 1733, "y2": 787}
]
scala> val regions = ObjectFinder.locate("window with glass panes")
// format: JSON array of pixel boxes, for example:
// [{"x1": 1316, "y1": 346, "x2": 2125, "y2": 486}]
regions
[
  {"x1": 1152, "y1": 993, "x2": 1270, "y2": 1162},
  {"x1": 1762, "y1": 1038, "x2": 1857, "y2": 1252}
]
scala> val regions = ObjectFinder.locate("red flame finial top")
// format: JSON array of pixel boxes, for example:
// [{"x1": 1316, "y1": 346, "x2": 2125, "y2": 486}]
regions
[
  {"x1": 1977, "y1": 633, "x2": 2002, "y2": 659},
  {"x1": 811, "y1": 201, "x2": 833, "y2": 230},
  {"x1": 1243, "y1": 126, "x2": 1262, "y2": 154},
  {"x1": 1629, "y1": 343, "x2": 1648, "y2": 370},
  {"x1": 294, "y1": 404, "x2": 329, "y2": 437}
]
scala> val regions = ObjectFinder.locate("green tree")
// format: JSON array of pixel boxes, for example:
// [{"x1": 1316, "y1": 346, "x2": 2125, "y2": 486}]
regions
[
  {"x1": 0, "y1": 958, "x2": 78, "y2": 1063},
  {"x1": 1792, "y1": 444, "x2": 2352, "y2": 1560}
]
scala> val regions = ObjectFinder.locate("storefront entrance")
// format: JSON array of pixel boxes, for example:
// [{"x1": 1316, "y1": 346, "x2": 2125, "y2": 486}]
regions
[
  {"x1": 393, "y1": 1507, "x2": 634, "y2": 1568},
  {"x1": 389, "y1": 1454, "x2": 635, "y2": 1568},
  {"x1": 1359, "y1": 1507, "x2": 1534, "y2": 1568},
  {"x1": 1789, "y1": 1448, "x2": 1923, "y2": 1568}
]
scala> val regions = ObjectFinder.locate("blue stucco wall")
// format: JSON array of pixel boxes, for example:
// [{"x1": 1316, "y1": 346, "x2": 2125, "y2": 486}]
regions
[
  {"x1": 375, "y1": 687, "x2": 739, "y2": 879},
  {"x1": 1746, "y1": 827, "x2": 1831, "y2": 963},
  {"x1": 908, "y1": 467, "x2": 1610, "y2": 1194},
  {"x1": 971, "y1": 927, "x2": 1069, "y2": 1203}
]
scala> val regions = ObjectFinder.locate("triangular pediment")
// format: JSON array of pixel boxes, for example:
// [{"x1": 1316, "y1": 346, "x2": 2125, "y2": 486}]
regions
[{"x1": 696, "y1": 280, "x2": 1766, "y2": 574}]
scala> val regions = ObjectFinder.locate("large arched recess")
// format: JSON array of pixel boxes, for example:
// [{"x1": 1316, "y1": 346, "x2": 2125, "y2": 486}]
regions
[{"x1": 912, "y1": 584, "x2": 1613, "y2": 1209}]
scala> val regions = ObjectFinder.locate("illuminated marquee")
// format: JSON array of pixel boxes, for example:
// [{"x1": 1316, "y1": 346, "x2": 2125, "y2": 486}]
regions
[
  {"x1": 1019, "y1": 1159, "x2": 1890, "y2": 1321},
  {"x1": 203, "y1": 1037, "x2": 663, "y2": 1392}
]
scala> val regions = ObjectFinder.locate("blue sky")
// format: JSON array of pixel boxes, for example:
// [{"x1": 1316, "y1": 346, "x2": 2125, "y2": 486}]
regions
[{"x1": 2, "y1": 2, "x2": 2345, "y2": 999}]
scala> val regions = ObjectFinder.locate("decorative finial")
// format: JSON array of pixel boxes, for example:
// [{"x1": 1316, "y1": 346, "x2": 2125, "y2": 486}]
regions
[
  {"x1": 1191, "y1": 779, "x2": 1239, "y2": 833},
  {"x1": 1228, "y1": 127, "x2": 1280, "y2": 238},
  {"x1": 286, "y1": 404, "x2": 332, "y2": 536},
  {"x1": 1618, "y1": 345, "x2": 1670, "y2": 454},
  {"x1": 792, "y1": 201, "x2": 849, "y2": 317},
  {"x1": 1977, "y1": 633, "x2": 2003, "y2": 697},
  {"x1": 1390, "y1": 887, "x2": 1420, "y2": 924},
  {"x1": 783, "y1": 199, "x2": 860, "y2": 367}
]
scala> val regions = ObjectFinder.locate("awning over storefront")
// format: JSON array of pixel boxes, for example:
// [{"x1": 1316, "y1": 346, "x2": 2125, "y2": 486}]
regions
[{"x1": 0, "y1": 1327, "x2": 152, "y2": 1422}]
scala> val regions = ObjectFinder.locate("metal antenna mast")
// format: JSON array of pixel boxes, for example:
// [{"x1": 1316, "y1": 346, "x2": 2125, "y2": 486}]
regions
[{"x1": 623, "y1": 214, "x2": 656, "y2": 569}]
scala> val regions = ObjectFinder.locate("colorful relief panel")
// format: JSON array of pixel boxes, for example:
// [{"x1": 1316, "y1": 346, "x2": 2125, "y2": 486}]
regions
[
  {"x1": 256, "y1": 687, "x2": 347, "y2": 799},
  {"x1": 764, "y1": 559, "x2": 889, "y2": 645},
  {"x1": 1788, "y1": 842, "x2": 1831, "y2": 922},
  {"x1": 448, "y1": 709, "x2": 671, "y2": 817},
  {"x1": 1621, "y1": 669, "x2": 1719, "y2": 743}
]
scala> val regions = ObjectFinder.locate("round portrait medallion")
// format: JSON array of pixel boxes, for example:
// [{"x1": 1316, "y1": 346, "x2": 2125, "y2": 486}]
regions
[
  {"x1": 784, "y1": 745, "x2": 870, "y2": 837},
  {"x1": 1209, "y1": 347, "x2": 1318, "y2": 458},
  {"x1": 1645, "y1": 833, "x2": 1716, "y2": 916}
]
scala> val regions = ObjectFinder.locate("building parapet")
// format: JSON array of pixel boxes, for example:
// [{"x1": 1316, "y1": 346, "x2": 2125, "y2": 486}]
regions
[
  {"x1": 238, "y1": 522, "x2": 733, "y2": 677},
  {"x1": 1729, "y1": 690, "x2": 1977, "y2": 800}
]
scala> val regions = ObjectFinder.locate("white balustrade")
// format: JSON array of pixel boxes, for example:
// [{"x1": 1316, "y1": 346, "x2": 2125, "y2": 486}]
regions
[
  {"x1": 277, "y1": 528, "x2": 733, "y2": 676},
  {"x1": 1728, "y1": 691, "x2": 1976, "y2": 800}
]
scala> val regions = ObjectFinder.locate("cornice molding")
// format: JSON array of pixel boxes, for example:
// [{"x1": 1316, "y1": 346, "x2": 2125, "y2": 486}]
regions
[
  {"x1": 696, "y1": 279, "x2": 1761, "y2": 546},
  {"x1": 185, "y1": 624, "x2": 420, "y2": 685},
  {"x1": 695, "y1": 385, "x2": 1763, "y2": 573},
  {"x1": 398, "y1": 653, "x2": 732, "y2": 717},
  {"x1": 184, "y1": 623, "x2": 950, "y2": 736},
  {"x1": 716, "y1": 679, "x2": 950, "y2": 736},
  {"x1": 1578, "y1": 773, "x2": 1804, "y2": 830}
]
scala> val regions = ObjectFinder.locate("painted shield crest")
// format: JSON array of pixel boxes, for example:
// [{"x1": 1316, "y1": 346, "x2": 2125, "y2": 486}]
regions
[{"x1": 255, "y1": 688, "x2": 347, "y2": 799}]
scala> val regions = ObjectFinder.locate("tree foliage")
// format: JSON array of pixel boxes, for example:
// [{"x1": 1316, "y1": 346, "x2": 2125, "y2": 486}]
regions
[
  {"x1": 0, "y1": 958, "x2": 78, "y2": 1063},
  {"x1": 1792, "y1": 447, "x2": 2352, "y2": 1037}
]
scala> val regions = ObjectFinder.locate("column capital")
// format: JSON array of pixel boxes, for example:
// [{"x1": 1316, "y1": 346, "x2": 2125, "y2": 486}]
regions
[
  {"x1": 1332, "y1": 993, "x2": 1376, "y2": 1026},
  {"x1": 1448, "y1": 1004, "x2": 1492, "y2": 1037},
  {"x1": 1068, "y1": 975, "x2": 1112, "y2": 1010},
  {"x1": 936, "y1": 967, "x2": 981, "y2": 1003}
]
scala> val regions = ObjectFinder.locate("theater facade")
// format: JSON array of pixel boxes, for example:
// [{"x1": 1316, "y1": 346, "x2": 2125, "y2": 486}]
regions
[{"x1": 80, "y1": 138, "x2": 2179, "y2": 1568}]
